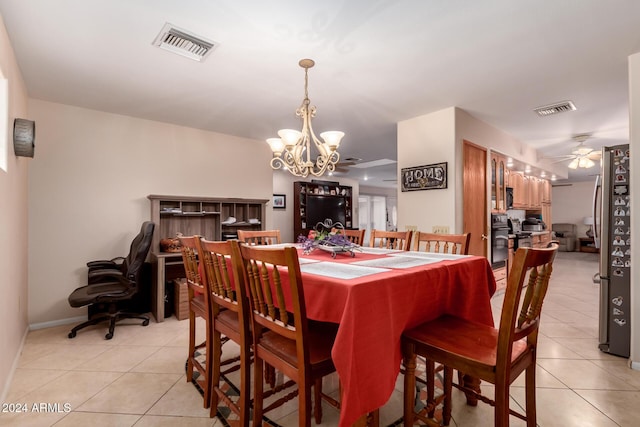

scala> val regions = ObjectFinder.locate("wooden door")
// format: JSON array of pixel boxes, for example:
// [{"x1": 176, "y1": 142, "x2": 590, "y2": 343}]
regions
[{"x1": 463, "y1": 140, "x2": 488, "y2": 257}]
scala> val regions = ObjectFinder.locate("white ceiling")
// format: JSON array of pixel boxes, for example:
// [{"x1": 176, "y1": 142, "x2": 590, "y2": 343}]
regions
[{"x1": 1, "y1": 0, "x2": 638, "y2": 188}]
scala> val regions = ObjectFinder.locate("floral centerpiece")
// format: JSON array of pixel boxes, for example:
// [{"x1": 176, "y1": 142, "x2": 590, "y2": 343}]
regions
[{"x1": 297, "y1": 219, "x2": 360, "y2": 257}]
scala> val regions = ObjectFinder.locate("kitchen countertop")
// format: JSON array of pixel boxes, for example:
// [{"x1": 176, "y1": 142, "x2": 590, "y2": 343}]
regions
[{"x1": 508, "y1": 231, "x2": 550, "y2": 239}]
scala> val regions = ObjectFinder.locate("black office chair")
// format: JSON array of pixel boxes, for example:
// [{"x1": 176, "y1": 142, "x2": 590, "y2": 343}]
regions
[{"x1": 68, "y1": 221, "x2": 155, "y2": 340}]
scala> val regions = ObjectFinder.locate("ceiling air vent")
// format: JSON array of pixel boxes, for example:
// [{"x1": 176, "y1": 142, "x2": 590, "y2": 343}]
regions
[
  {"x1": 533, "y1": 100, "x2": 576, "y2": 117},
  {"x1": 152, "y1": 23, "x2": 217, "y2": 62}
]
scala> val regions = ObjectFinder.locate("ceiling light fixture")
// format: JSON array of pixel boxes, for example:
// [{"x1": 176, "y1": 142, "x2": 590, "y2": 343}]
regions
[
  {"x1": 266, "y1": 59, "x2": 344, "y2": 177},
  {"x1": 568, "y1": 156, "x2": 596, "y2": 169}
]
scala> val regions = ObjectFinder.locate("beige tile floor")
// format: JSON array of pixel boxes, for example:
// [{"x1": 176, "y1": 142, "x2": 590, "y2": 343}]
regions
[{"x1": 3, "y1": 251, "x2": 640, "y2": 426}]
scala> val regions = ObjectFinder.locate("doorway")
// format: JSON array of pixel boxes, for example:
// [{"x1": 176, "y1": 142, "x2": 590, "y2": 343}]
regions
[
  {"x1": 358, "y1": 195, "x2": 388, "y2": 244},
  {"x1": 463, "y1": 140, "x2": 488, "y2": 257}
]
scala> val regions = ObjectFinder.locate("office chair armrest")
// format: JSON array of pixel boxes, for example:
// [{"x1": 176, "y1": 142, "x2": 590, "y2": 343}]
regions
[
  {"x1": 88, "y1": 269, "x2": 124, "y2": 283},
  {"x1": 86, "y1": 257, "x2": 125, "y2": 269},
  {"x1": 87, "y1": 260, "x2": 117, "y2": 269}
]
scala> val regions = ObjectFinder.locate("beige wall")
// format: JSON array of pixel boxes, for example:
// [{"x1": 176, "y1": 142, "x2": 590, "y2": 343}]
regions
[
  {"x1": 397, "y1": 107, "x2": 458, "y2": 233},
  {"x1": 27, "y1": 100, "x2": 274, "y2": 325},
  {"x1": 551, "y1": 181, "x2": 596, "y2": 238},
  {"x1": 272, "y1": 171, "x2": 359, "y2": 243},
  {"x1": 0, "y1": 15, "x2": 29, "y2": 402}
]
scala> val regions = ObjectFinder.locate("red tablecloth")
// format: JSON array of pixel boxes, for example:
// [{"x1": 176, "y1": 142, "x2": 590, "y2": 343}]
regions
[{"x1": 297, "y1": 249, "x2": 496, "y2": 427}]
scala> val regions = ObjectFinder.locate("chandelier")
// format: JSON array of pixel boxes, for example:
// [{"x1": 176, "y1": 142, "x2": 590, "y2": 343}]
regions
[{"x1": 266, "y1": 59, "x2": 344, "y2": 177}]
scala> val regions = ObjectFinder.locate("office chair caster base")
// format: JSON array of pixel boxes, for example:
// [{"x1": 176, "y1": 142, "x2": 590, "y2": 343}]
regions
[
  {"x1": 68, "y1": 331, "x2": 76, "y2": 339},
  {"x1": 105, "y1": 332, "x2": 113, "y2": 340},
  {"x1": 142, "y1": 319, "x2": 150, "y2": 326}
]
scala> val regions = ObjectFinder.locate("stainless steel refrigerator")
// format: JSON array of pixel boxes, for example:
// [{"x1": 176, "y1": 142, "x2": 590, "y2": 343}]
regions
[{"x1": 593, "y1": 144, "x2": 630, "y2": 357}]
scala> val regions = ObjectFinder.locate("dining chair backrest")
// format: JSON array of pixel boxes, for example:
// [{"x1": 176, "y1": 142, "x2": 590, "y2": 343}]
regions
[
  {"x1": 237, "y1": 229, "x2": 282, "y2": 246},
  {"x1": 369, "y1": 229, "x2": 412, "y2": 251},
  {"x1": 499, "y1": 243, "x2": 557, "y2": 363},
  {"x1": 413, "y1": 232, "x2": 471, "y2": 254},
  {"x1": 179, "y1": 235, "x2": 206, "y2": 304},
  {"x1": 238, "y1": 244, "x2": 310, "y2": 366},
  {"x1": 197, "y1": 238, "x2": 249, "y2": 325},
  {"x1": 339, "y1": 229, "x2": 366, "y2": 245}
]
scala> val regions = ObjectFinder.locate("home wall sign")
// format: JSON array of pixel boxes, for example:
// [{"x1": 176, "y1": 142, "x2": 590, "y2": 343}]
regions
[{"x1": 401, "y1": 162, "x2": 448, "y2": 192}]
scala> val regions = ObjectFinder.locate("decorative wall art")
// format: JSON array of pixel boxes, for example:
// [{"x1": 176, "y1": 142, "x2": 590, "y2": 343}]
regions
[
  {"x1": 272, "y1": 194, "x2": 286, "y2": 209},
  {"x1": 401, "y1": 162, "x2": 448, "y2": 192}
]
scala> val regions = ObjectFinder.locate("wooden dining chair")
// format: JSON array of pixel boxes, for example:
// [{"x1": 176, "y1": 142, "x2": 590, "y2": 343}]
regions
[
  {"x1": 413, "y1": 232, "x2": 470, "y2": 254},
  {"x1": 238, "y1": 244, "x2": 340, "y2": 427},
  {"x1": 339, "y1": 228, "x2": 366, "y2": 245},
  {"x1": 402, "y1": 244, "x2": 558, "y2": 427},
  {"x1": 237, "y1": 229, "x2": 281, "y2": 245},
  {"x1": 369, "y1": 229, "x2": 412, "y2": 250},
  {"x1": 179, "y1": 235, "x2": 212, "y2": 408},
  {"x1": 196, "y1": 238, "x2": 251, "y2": 422}
]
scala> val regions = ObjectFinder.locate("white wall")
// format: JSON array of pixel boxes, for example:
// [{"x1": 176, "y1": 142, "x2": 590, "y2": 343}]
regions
[
  {"x1": 272, "y1": 171, "x2": 359, "y2": 243},
  {"x1": 551, "y1": 181, "x2": 597, "y2": 237},
  {"x1": 28, "y1": 100, "x2": 274, "y2": 325},
  {"x1": 0, "y1": 14, "x2": 29, "y2": 402}
]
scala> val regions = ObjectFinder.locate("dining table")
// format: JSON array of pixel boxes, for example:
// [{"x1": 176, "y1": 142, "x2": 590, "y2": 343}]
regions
[{"x1": 283, "y1": 244, "x2": 497, "y2": 427}]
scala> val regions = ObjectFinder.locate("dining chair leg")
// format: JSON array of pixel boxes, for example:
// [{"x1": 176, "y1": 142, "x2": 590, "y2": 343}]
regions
[
  {"x1": 314, "y1": 377, "x2": 323, "y2": 424},
  {"x1": 187, "y1": 311, "x2": 196, "y2": 382},
  {"x1": 525, "y1": 364, "x2": 537, "y2": 427},
  {"x1": 239, "y1": 350, "x2": 251, "y2": 427},
  {"x1": 208, "y1": 330, "x2": 222, "y2": 417},
  {"x1": 403, "y1": 352, "x2": 417, "y2": 427},
  {"x1": 201, "y1": 317, "x2": 212, "y2": 409},
  {"x1": 426, "y1": 360, "x2": 435, "y2": 418},
  {"x1": 253, "y1": 357, "x2": 265, "y2": 427},
  {"x1": 494, "y1": 377, "x2": 509, "y2": 427},
  {"x1": 442, "y1": 366, "x2": 453, "y2": 426},
  {"x1": 299, "y1": 379, "x2": 312, "y2": 427}
]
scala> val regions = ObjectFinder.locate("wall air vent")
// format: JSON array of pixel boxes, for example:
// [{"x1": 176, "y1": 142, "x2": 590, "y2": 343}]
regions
[
  {"x1": 152, "y1": 23, "x2": 217, "y2": 62},
  {"x1": 533, "y1": 100, "x2": 576, "y2": 117}
]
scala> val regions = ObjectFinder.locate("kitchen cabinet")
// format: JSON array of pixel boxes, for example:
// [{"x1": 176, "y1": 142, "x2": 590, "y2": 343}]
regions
[
  {"x1": 493, "y1": 264, "x2": 507, "y2": 292},
  {"x1": 510, "y1": 172, "x2": 526, "y2": 208},
  {"x1": 509, "y1": 173, "x2": 549, "y2": 210},
  {"x1": 491, "y1": 153, "x2": 508, "y2": 212}
]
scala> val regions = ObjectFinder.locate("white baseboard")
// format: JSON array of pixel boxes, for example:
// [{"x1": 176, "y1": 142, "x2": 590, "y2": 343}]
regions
[
  {"x1": 29, "y1": 316, "x2": 86, "y2": 331},
  {"x1": 631, "y1": 360, "x2": 640, "y2": 371},
  {"x1": 0, "y1": 325, "x2": 29, "y2": 404}
]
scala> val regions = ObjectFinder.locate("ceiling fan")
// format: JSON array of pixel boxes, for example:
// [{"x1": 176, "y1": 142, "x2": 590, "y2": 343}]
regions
[
  {"x1": 547, "y1": 134, "x2": 602, "y2": 169},
  {"x1": 329, "y1": 158, "x2": 359, "y2": 174}
]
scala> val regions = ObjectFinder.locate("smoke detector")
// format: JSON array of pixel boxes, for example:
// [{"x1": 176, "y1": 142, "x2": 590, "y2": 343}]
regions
[
  {"x1": 533, "y1": 100, "x2": 576, "y2": 117},
  {"x1": 152, "y1": 23, "x2": 217, "y2": 62}
]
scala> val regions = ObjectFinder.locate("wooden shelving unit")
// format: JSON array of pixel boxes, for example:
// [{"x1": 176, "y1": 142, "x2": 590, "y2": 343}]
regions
[
  {"x1": 147, "y1": 194, "x2": 267, "y2": 321},
  {"x1": 293, "y1": 181, "x2": 353, "y2": 240}
]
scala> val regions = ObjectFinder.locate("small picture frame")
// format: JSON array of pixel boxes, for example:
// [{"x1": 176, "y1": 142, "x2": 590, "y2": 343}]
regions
[{"x1": 272, "y1": 194, "x2": 286, "y2": 209}]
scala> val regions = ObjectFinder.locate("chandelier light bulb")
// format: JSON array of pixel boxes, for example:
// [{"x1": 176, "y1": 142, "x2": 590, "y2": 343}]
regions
[{"x1": 568, "y1": 158, "x2": 579, "y2": 169}]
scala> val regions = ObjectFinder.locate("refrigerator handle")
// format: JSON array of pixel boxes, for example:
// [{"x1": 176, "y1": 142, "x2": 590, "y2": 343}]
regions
[{"x1": 593, "y1": 174, "x2": 601, "y2": 248}]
